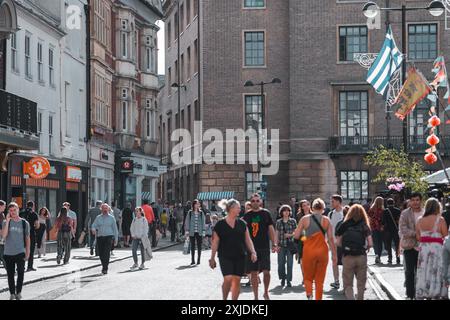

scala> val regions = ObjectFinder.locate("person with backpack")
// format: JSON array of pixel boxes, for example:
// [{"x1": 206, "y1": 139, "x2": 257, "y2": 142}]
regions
[
  {"x1": 19, "y1": 201, "x2": 39, "y2": 271},
  {"x1": 185, "y1": 199, "x2": 206, "y2": 265},
  {"x1": 328, "y1": 194, "x2": 344, "y2": 289},
  {"x1": 2, "y1": 202, "x2": 30, "y2": 300},
  {"x1": 336, "y1": 204, "x2": 373, "y2": 300},
  {"x1": 382, "y1": 198, "x2": 401, "y2": 264},
  {"x1": 54, "y1": 207, "x2": 74, "y2": 265},
  {"x1": 293, "y1": 198, "x2": 337, "y2": 300},
  {"x1": 275, "y1": 205, "x2": 298, "y2": 288}
]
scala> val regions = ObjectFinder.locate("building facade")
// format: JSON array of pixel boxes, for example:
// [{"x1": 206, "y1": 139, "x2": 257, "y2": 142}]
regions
[{"x1": 159, "y1": 0, "x2": 450, "y2": 211}]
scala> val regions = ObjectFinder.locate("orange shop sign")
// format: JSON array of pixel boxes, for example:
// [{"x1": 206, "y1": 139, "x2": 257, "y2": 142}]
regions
[
  {"x1": 66, "y1": 166, "x2": 82, "y2": 182},
  {"x1": 23, "y1": 157, "x2": 51, "y2": 179}
]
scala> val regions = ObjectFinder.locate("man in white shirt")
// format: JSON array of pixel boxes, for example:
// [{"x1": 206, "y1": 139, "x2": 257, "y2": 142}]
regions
[{"x1": 328, "y1": 194, "x2": 344, "y2": 289}]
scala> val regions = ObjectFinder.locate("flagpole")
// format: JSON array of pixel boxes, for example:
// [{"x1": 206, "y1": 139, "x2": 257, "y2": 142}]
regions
[{"x1": 401, "y1": 5, "x2": 408, "y2": 153}]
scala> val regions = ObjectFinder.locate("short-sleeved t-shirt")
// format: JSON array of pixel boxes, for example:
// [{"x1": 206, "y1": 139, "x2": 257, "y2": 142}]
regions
[
  {"x1": 214, "y1": 219, "x2": 247, "y2": 259},
  {"x1": 2, "y1": 219, "x2": 30, "y2": 255},
  {"x1": 243, "y1": 209, "x2": 274, "y2": 251}
]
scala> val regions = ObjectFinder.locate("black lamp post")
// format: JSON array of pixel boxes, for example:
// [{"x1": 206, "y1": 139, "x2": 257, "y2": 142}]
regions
[{"x1": 363, "y1": 0, "x2": 445, "y2": 152}]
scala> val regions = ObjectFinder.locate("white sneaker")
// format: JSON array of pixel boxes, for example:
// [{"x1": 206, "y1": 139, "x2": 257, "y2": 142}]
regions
[
  {"x1": 9, "y1": 294, "x2": 15, "y2": 300},
  {"x1": 15, "y1": 293, "x2": 22, "y2": 300},
  {"x1": 130, "y1": 263, "x2": 138, "y2": 270},
  {"x1": 139, "y1": 263, "x2": 145, "y2": 270}
]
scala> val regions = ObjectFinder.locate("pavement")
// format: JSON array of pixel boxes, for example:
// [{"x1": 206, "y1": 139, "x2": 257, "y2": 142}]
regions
[
  {"x1": 0, "y1": 239, "x2": 386, "y2": 300},
  {"x1": 0, "y1": 235, "x2": 180, "y2": 294}
]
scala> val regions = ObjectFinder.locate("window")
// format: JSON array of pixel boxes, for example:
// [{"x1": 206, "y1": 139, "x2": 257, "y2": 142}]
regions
[
  {"x1": 146, "y1": 110, "x2": 151, "y2": 138},
  {"x1": 187, "y1": 46, "x2": 191, "y2": 79},
  {"x1": 244, "y1": 31, "x2": 265, "y2": 66},
  {"x1": 37, "y1": 42, "x2": 43, "y2": 82},
  {"x1": 194, "y1": 39, "x2": 198, "y2": 73},
  {"x1": 181, "y1": 53, "x2": 184, "y2": 83},
  {"x1": 146, "y1": 99, "x2": 151, "y2": 109},
  {"x1": 94, "y1": 0, "x2": 111, "y2": 48},
  {"x1": 94, "y1": 73, "x2": 111, "y2": 126},
  {"x1": 194, "y1": 0, "x2": 198, "y2": 17},
  {"x1": 65, "y1": 82, "x2": 70, "y2": 137},
  {"x1": 409, "y1": 99, "x2": 431, "y2": 148},
  {"x1": 49, "y1": 48, "x2": 54, "y2": 86},
  {"x1": 186, "y1": 0, "x2": 191, "y2": 25},
  {"x1": 175, "y1": 112, "x2": 180, "y2": 130},
  {"x1": 49, "y1": 115, "x2": 53, "y2": 155},
  {"x1": 168, "y1": 67, "x2": 172, "y2": 95},
  {"x1": 339, "y1": 91, "x2": 368, "y2": 145},
  {"x1": 181, "y1": 109, "x2": 185, "y2": 129},
  {"x1": 246, "y1": 172, "x2": 265, "y2": 200},
  {"x1": 167, "y1": 21, "x2": 172, "y2": 47},
  {"x1": 121, "y1": 88, "x2": 129, "y2": 131},
  {"x1": 180, "y1": 4, "x2": 184, "y2": 32},
  {"x1": 174, "y1": 12, "x2": 179, "y2": 40},
  {"x1": 408, "y1": 24, "x2": 437, "y2": 60},
  {"x1": 244, "y1": 0, "x2": 265, "y2": 8},
  {"x1": 340, "y1": 171, "x2": 368, "y2": 201},
  {"x1": 245, "y1": 95, "x2": 262, "y2": 136},
  {"x1": 187, "y1": 104, "x2": 191, "y2": 132},
  {"x1": 121, "y1": 19, "x2": 128, "y2": 58},
  {"x1": 175, "y1": 59, "x2": 179, "y2": 85},
  {"x1": 339, "y1": 26, "x2": 368, "y2": 62},
  {"x1": 133, "y1": 29, "x2": 138, "y2": 62},
  {"x1": 38, "y1": 112, "x2": 42, "y2": 133},
  {"x1": 194, "y1": 99, "x2": 200, "y2": 121},
  {"x1": 146, "y1": 47, "x2": 151, "y2": 71},
  {"x1": 25, "y1": 34, "x2": 31, "y2": 78},
  {"x1": 11, "y1": 33, "x2": 17, "y2": 72}
]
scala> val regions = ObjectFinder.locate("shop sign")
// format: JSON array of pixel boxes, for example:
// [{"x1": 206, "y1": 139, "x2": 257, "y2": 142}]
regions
[
  {"x1": 66, "y1": 166, "x2": 82, "y2": 182},
  {"x1": 121, "y1": 159, "x2": 134, "y2": 173},
  {"x1": 23, "y1": 157, "x2": 50, "y2": 179}
]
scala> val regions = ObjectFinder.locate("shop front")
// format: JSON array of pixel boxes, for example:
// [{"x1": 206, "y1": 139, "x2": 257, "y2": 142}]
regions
[
  {"x1": 89, "y1": 144, "x2": 115, "y2": 206},
  {"x1": 7, "y1": 153, "x2": 88, "y2": 233}
]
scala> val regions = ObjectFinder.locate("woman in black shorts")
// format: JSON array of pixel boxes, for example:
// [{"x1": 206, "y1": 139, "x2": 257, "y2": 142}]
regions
[{"x1": 209, "y1": 199, "x2": 257, "y2": 300}]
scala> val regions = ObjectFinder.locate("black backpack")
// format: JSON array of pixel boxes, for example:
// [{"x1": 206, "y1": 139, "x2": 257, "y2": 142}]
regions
[{"x1": 341, "y1": 221, "x2": 366, "y2": 255}]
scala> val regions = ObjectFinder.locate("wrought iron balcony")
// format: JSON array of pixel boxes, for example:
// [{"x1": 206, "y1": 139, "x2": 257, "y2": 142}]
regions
[
  {"x1": 0, "y1": 90, "x2": 39, "y2": 150},
  {"x1": 329, "y1": 136, "x2": 450, "y2": 154}
]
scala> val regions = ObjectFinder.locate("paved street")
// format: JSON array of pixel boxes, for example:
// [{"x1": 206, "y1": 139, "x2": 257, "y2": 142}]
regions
[{"x1": 0, "y1": 241, "x2": 384, "y2": 300}]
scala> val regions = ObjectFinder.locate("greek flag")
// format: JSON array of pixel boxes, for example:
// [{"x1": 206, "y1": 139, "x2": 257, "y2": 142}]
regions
[{"x1": 366, "y1": 26, "x2": 403, "y2": 95}]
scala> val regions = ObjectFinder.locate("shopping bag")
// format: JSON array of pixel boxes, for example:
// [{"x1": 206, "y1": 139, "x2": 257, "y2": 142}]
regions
[
  {"x1": 183, "y1": 238, "x2": 190, "y2": 255},
  {"x1": 49, "y1": 226, "x2": 58, "y2": 241},
  {"x1": 78, "y1": 231, "x2": 86, "y2": 245}
]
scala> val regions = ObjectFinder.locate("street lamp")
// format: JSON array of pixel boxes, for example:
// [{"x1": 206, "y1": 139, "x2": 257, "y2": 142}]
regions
[
  {"x1": 362, "y1": 0, "x2": 444, "y2": 152},
  {"x1": 244, "y1": 78, "x2": 281, "y2": 203},
  {"x1": 171, "y1": 82, "x2": 187, "y2": 91}
]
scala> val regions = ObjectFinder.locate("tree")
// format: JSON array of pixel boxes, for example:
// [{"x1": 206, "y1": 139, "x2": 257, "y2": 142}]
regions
[{"x1": 364, "y1": 145, "x2": 428, "y2": 197}]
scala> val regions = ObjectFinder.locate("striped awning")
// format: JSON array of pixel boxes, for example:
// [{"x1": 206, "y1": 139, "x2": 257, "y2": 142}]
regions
[
  {"x1": 196, "y1": 191, "x2": 235, "y2": 201},
  {"x1": 141, "y1": 192, "x2": 152, "y2": 200}
]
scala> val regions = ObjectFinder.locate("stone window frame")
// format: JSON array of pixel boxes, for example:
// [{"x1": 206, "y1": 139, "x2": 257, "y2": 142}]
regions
[
  {"x1": 242, "y1": 30, "x2": 266, "y2": 68},
  {"x1": 338, "y1": 90, "x2": 368, "y2": 145}
]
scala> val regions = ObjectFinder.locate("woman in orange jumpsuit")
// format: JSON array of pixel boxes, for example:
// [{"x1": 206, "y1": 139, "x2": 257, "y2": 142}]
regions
[{"x1": 294, "y1": 198, "x2": 337, "y2": 300}]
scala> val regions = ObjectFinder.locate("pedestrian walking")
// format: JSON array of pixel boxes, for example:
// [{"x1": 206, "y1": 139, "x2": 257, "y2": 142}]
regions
[
  {"x1": 294, "y1": 198, "x2": 337, "y2": 300},
  {"x1": 336, "y1": 204, "x2": 373, "y2": 300},
  {"x1": 243, "y1": 193, "x2": 278, "y2": 300},
  {"x1": 296, "y1": 200, "x2": 311, "y2": 285},
  {"x1": 19, "y1": 201, "x2": 39, "y2": 272},
  {"x1": 85, "y1": 200, "x2": 102, "y2": 256},
  {"x1": 209, "y1": 199, "x2": 257, "y2": 300},
  {"x1": 54, "y1": 207, "x2": 74, "y2": 265},
  {"x1": 185, "y1": 199, "x2": 206, "y2": 265},
  {"x1": 91, "y1": 203, "x2": 119, "y2": 275},
  {"x1": 130, "y1": 207, "x2": 150, "y2": 270},
  {"x1": 328, "y1": 194, "x2": 344, "y2": 289},
  {"x1": 122, "y1": 202, "x2": 133, "y2": 247},
  {"x1": 142, "y1": 200, "x2": 156, "y2": 247},
  {"x1": 175, "y1": 203, "x2": 184, "y2": 242},
  {"x1": 415, "y1": 197, "x2": 448, "y2": 300},
  {"x1": 111, "y1": 201, "x2": 122, "y2": 245},
  {"x1": 0, "y1": 200, "x2": 6, "y2": 266},
  {"x1": 204, "y1": 211, "x2": 213, "y2": 249},
  {"x1": 182, "y1": 201, "x2": 192, "y2": 235},
  {"x1": 368, "y1": 197, "x2": 384, "y2": 264},
  {"x1": 275, "y1": 205, "x2": 297, "y2": 288},
  {"x1": 399, "y1": 192, "x2": 424, "y2": 300},
  {"x1": 2, "y1": 202, "x2": 30, "y2": 300},
  {"x1": 169, "y1": 207, "x2": 177, "y2": 242},
  {"x1": 160, "y1": 206, "x2": 168, "y2": 238},
  {"x1": 36, "y1": 207, "x2": 50, "y2": 258},
  {"x1": 382, "y1": 198, "x2": 401, "y2": 264},
  {"x1": 63, "y1": 202, "x2": 77, "y2": 246}
]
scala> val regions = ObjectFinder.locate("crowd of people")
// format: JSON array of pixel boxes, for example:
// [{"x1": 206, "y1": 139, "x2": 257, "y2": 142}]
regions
[{"x1": 1, "y1": 190, "x2": 450, "y2": 301}]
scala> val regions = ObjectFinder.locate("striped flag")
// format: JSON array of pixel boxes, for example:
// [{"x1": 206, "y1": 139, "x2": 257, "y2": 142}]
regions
[{"x1": 366, "y1": 26, "x2": 403, "y2": 95}]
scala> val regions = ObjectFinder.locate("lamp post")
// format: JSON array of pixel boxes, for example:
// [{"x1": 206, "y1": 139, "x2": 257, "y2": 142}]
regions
[
  {"x1": 363, "y1": 0, "x2": 445, "y2": 152},
  {"x1": 244, "y1": 78, "x2": 281, "y2": 202}
]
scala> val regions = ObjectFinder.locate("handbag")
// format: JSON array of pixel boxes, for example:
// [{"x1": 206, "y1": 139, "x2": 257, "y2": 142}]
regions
[
  {"x1": 183, "y1": 238, "x2": 190, "y2": 255},
  {"x1": 49, "y1": 226, "x2": 58, "y2": 241}
]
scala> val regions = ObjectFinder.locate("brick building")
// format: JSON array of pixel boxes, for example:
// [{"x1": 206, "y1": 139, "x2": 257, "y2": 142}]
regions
[{"x1": 159, "y1": 0, "x2": 450, "y2": 211}]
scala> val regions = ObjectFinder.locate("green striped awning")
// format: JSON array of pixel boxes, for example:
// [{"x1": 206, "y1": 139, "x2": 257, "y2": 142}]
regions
[{"x1": 196, "y1": 191, "x2": 235, "y2": 201}]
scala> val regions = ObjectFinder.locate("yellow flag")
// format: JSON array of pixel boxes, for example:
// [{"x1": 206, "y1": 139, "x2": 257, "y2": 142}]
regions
[{"x1": 394, "y1": 67, "x2": 432, "y2": 121}]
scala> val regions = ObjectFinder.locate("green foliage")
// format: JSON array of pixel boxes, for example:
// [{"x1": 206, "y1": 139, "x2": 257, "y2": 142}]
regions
[{"x1": 364, "y1": 145, "x2": 428, "y2": 196}]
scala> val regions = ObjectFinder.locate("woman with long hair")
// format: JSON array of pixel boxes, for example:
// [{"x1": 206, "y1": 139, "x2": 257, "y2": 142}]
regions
[
  {"x1": 415, "y1": 198, "x2": 448, "y2": 299},
  {"x1": 294, "y1": 198, "x2": 337, "y2": 300},
  {"x1": 54, "y1": 207, "x2": 74, "y2": 265},
  {"x1": 185, "y1": 199, "x2": 206, "y2": 265},
  {"x1": 368, "y1": 197, "x2": 385, "y2": 264},
  {"x1": 336, "y1": 204, "x2": 373, "y2": 300},
  {"x1": 130, "y1": 207, "x2": 150, "y2": 270},
  {"x1": 209, "y1": 199, "x2": 257, "y2": 300},
  {"x1": 36, "y1": 207, "x2": 49, "y2": 258}
]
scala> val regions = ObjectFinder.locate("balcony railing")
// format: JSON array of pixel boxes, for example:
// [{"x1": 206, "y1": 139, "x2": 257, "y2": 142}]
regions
[{"x1": 329, "y1": 136, "x2": 450, "y2": 154}]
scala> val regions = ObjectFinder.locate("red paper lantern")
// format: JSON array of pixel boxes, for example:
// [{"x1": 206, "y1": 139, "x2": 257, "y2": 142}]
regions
[
  {"x1": 424, "y1": 152, "x2": 437, "y2": 165},
  {"x1": 428, "y1": 115, "x2": 441, "y2": 127},
  {"x1": 427, "y1": 134, "x2": 440, "y2": 146}
]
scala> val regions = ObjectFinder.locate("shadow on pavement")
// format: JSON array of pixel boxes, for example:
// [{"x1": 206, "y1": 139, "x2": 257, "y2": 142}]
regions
[
  {"x1": 35, "y1": 264, "x2": 63, "y2": 269},
  {"x1": 72, "y1": 256, "x2": 100, "y2": 260},
  {"x1": 176, "y1": 265, "x2": 197, "y2": 270}
]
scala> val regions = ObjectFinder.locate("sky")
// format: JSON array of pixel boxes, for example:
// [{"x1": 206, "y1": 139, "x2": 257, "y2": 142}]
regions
[{"x1": 156, "y1": 20, "x2": 165, "y2": 75}]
